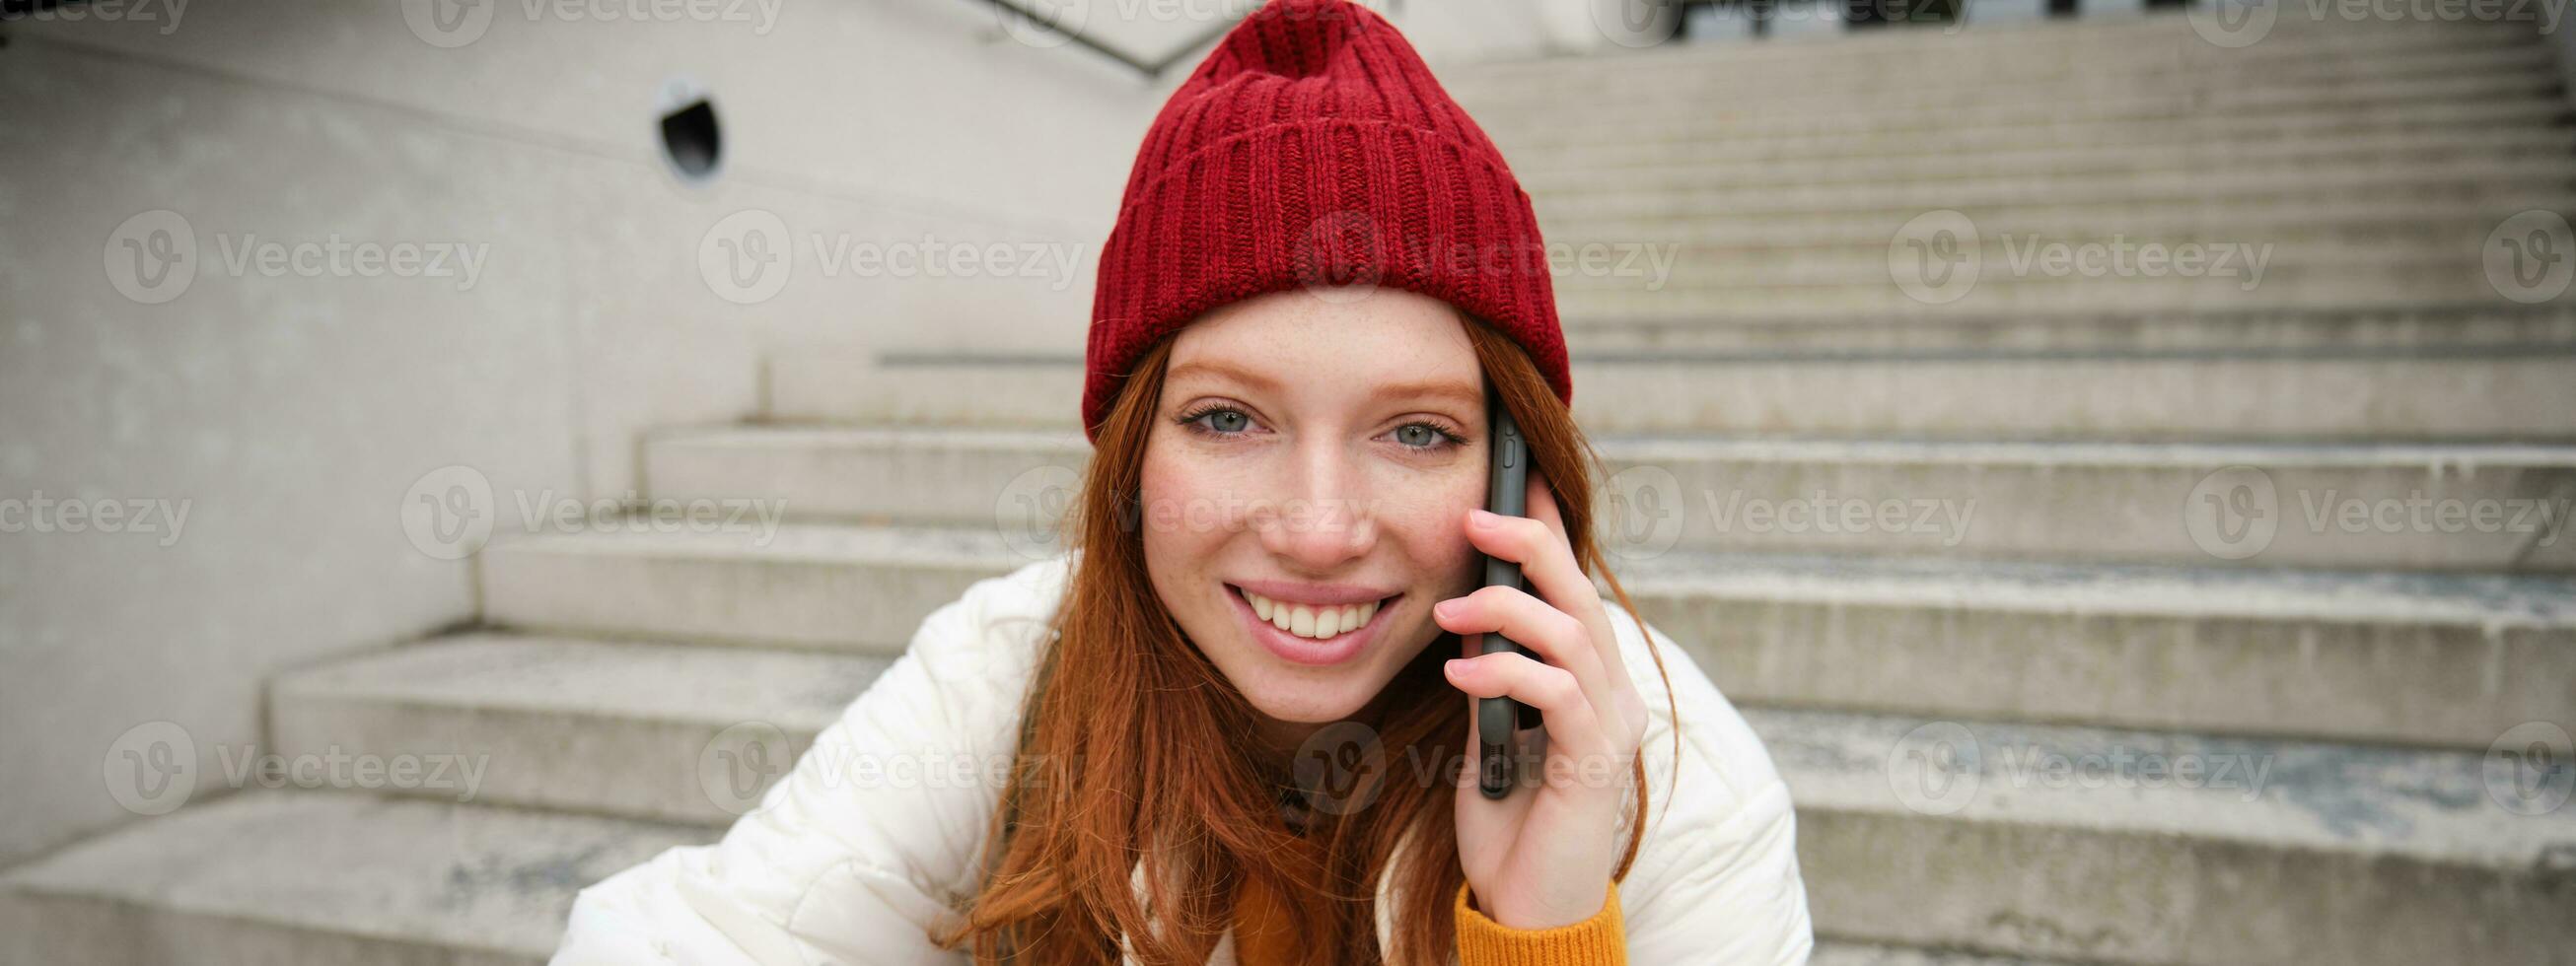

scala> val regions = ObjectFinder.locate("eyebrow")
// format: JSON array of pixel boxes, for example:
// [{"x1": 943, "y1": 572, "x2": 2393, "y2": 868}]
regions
[{"x1": 1165, "y1": 359, "x2": 1482, "y2": 408}]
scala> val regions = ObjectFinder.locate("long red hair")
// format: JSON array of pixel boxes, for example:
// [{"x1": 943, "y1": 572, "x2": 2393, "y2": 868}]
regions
[{"x1": 931, "y1": 309, "x2": 1682, "y2": 964}]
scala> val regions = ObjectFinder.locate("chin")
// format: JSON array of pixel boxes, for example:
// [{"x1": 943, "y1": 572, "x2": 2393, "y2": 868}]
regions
[{"x1": 1240, "y1": 671, "x2": 1383, "y2": 724}]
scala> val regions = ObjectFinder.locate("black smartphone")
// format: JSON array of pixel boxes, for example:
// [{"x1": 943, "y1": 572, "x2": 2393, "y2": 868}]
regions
[{"x1": 1476, "y1": 386, "x2": 1541, "y2": 800}]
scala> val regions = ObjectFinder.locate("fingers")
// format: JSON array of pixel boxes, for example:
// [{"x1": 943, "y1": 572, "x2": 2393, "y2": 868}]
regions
[
  {"x1": 1465, "y1": 472, "x2": 1629, "y2": 694},
  {"x1": 1445, "y1": 651, "x2": 1604, "y2": 752},
  {"x1": 1433, "y1": 585, "x2": 1610, "y2": 727}
]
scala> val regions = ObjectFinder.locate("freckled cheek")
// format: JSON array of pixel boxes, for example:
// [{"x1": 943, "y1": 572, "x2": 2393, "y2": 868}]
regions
[
  {"x1": 1367, "y1": 470, "x2": 1485, "y2": 584},
  {"x1": 1138, "y1": 448, "x2": 1262, "y2": 548}
]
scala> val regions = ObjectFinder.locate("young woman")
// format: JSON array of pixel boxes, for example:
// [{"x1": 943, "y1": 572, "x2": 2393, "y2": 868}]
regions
[{"x1": 553, "y1": 2, "x2": 1810, "y2": 963}]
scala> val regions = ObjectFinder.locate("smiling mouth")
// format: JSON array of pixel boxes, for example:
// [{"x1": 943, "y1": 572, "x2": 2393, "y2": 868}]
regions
[{"x1": 1227, "y1": 585, "x2": 1400, "y2": 642}]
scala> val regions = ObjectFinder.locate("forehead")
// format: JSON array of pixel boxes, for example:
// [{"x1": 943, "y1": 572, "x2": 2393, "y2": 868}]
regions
[{"x1": 1165, "y1": 288, "x2": 1483, "y2": 398}]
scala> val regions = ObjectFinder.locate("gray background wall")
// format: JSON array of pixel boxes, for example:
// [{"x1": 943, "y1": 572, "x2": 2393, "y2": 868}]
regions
[{"x1": 0, "y1": 0, "x2": 1624, "y2": 868}]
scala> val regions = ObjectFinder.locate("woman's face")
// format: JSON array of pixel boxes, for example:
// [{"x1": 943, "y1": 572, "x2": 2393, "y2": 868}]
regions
[{"x1": 1140, "y1": 287, "x2": 1488, "y2": 744}]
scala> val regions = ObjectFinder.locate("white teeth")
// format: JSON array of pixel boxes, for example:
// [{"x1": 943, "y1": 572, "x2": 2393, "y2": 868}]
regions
[{"x1": 1242, "y1": 588, "x2": 1387, "y2": 641}]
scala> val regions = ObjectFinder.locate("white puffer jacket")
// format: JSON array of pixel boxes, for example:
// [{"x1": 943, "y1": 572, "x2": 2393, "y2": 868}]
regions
[{"x1": 551, "y1": 552, "x2": 1813, "y2": 965}]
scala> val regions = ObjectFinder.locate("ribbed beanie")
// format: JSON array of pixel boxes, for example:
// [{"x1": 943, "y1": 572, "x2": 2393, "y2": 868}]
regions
[{"x1": 1082, "y1": 0, "x2": 1570, "y2": 443}]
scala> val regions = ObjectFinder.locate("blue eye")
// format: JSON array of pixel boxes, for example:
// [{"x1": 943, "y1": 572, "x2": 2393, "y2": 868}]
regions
[
  {"x1": 1393, "y1": 422, "x2": 1465, "y2": 451},
  {"x1": 1178, "y1": 404, "x2": 1254, "y2": 436}
]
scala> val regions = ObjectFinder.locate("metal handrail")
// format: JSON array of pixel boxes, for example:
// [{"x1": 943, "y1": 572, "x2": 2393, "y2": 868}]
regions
[{"x1": 972, "y1": 0, "x2": 1259, "y2": 79}]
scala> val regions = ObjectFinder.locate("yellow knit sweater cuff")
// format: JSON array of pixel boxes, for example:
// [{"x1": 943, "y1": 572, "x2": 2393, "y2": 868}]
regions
[{"x1": 1453, "y1": 880, "x2": 1626, "y2": 965}]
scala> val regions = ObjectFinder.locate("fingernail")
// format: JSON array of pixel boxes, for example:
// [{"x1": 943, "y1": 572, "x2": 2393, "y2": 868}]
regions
[
  {"x1": 1467, "y1": 508, "x2": 1492, "y2": 526},
  {"x1": 1434, "y1": 598, "x2": 1459, "y2": 618},
  {"x1": 1445, "y1": 658, "x2": 1467, "y2": 675}
]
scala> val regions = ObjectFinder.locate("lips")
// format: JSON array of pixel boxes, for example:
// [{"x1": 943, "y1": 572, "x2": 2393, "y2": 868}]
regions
[{"x1": 1225, "y1": 584, "x2": 1399, "y2": 666}]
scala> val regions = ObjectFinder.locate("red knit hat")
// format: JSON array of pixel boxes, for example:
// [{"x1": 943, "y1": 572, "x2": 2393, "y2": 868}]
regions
[{"x1": 1082, "y1": 0, "x2": 1570, "y2": 443}]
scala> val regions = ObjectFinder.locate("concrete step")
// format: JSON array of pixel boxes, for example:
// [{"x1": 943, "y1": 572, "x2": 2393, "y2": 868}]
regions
[
  {"x1": 1496, "y1": 99, "x2": 2564, "y2": 170},
  {"x1": 1447, "y1": 13, "x2": 2535, "y2": 94},
  {"x1": 1555, "y1": 305, "x2": 2576, "y2": 353},
  {"x1": 270, "y1": 635, "x2": 893, "y2": 825},
  {"x1": 759, "y1": 344, "x2": 2576, "y2": 441},
  {"x1": 1640, "y1": 552, "x2": 2576, "y2": 748},
  {"x1": 1540, "y1": 186, "x2": 2576, "y2": 241},
  {"x1": 1538, "y1": 194, "x2": 2576, "y2": 250},
  {"x1": 0, "y1": 790, "x2": 2082, "y2": 966},
  {"x1": 1464, "y1": 38, "x2": 2556, "y2": 119},
  {"x1": 1556, "y1": 242, "x2": 2512, "y2": 294},
  {"x1": 0, "y1": 792, "x2": 704, "y2": 966},
  {"x1": 1513, "y1": 127, "x2": 2576, "y2": 192},
  {"x1": 1760, "y1": 707, "x2": 2576, "y2": 965},
  {"x1": 645, "y1": 428, "x2": 2576, "y2": 570},
  {"x1": 1550, "y1": 274, "x2": 2555, "y2": 322},
  {"x1": 1531, "y1": 158, "x2": 2576, "y2": 220},
  {"x1": 1453, "y1": 12, "x2": 2537, "y2": 80},
  {"x1": 425, "y1": 527, "x2": 2576, "y2": 749},
  {"x1": 477, "y1": 522, "x2": 1024, "y2": 651},
  {"x1": 1479, "y1": 68, "x2": 2558, "y2": 146}
]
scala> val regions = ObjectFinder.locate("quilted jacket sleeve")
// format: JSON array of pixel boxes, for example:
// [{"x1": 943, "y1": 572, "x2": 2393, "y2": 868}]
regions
[
  {"x1": 550, "y1": 556, "x2": 1068, "y2": 966},
  {"x1": 1605, "y1": 609, "x2": 1815, "y2": 965}
]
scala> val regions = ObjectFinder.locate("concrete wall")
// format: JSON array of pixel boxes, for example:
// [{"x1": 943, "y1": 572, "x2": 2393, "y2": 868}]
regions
[{"x1": 0, "y1": 0, "x2": 1606, "y2": 873}]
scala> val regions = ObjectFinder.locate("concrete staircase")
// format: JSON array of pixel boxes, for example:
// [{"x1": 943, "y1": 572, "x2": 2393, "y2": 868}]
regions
[{"x1": 11, "y1": 10, "x2": 2576, "y2": 966}]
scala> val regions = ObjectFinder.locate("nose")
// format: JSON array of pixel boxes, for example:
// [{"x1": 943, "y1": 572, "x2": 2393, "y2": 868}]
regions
[{"x1": 1253, "y1": 436, "x2": 1377, "y2": 571}]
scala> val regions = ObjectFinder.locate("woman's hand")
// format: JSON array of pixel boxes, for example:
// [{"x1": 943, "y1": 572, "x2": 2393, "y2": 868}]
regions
[{"x1": 1434, "y1": 468, "x2": 1652, "y2": 930}]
